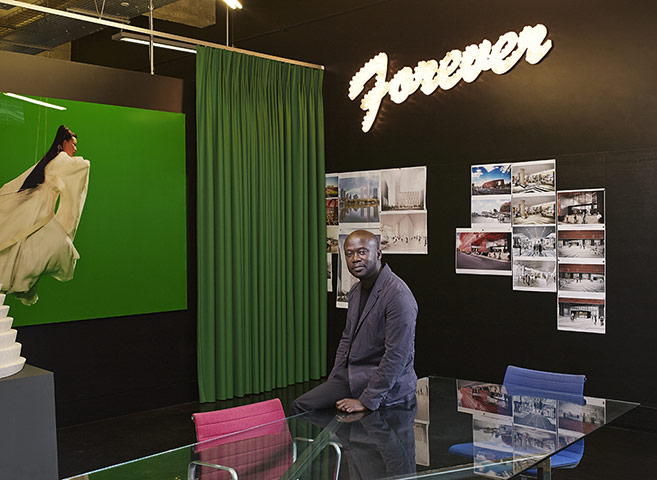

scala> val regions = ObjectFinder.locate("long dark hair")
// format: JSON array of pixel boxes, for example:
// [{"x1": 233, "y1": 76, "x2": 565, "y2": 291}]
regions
[{"x1": 19, "y1": 125, "x2": 76, "y2": 192}]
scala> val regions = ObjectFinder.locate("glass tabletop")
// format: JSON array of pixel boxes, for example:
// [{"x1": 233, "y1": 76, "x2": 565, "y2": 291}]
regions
[{"x1": 63, "y1": 376, "x2": 639, "y2": 480}]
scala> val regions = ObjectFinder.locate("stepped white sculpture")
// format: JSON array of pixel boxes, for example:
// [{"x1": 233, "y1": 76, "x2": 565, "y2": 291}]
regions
[{"x1": 0, "y1": 284, "x2": 26, "y2": 379}]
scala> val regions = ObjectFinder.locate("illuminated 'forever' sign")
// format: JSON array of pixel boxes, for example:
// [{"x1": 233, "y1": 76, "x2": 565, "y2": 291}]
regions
[{"x1": 348, "y1": 24, "x2": 553, "y2": 132}]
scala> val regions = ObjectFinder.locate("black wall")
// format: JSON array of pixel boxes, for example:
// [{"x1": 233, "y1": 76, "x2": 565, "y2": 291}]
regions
[
  {"x1": 8, "y1": 0, "x2": 657, "y2": 425},
  {"x1": 232, "y1": 0, "x2": 657, "y2": 406},
  {"x1": 0, "y1": 51, "x2": 198, "y2": 426}
]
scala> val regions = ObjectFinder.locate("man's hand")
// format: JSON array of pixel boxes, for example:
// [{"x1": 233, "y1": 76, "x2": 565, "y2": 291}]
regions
[{"x1": 336, "y1": 398, "x2": 367, "y2": 413}]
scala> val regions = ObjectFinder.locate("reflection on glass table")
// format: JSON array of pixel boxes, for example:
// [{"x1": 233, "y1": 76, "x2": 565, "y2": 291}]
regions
[{"x1": 63, "y1": 375, "x2": 638, "y2": 480}]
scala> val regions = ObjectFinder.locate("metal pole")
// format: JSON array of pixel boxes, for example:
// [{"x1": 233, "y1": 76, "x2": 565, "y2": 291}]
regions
[
  {"x1": 0, "y1": 0, "x2": 324, "y2": 70},
  {"x1": 226, "y1": 4, "x2": 229, "y2": 46},
  {"x1": 149, "y1": 0, "x2": 154, "y2": 75}
]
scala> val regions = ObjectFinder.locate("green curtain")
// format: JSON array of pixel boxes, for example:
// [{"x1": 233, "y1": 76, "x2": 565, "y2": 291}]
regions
[{"x1": 196, "y1": 46, "x2": 327, "y2": 402}]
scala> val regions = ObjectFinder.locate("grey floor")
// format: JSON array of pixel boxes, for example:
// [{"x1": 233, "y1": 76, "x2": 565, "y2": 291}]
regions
[{"x1": 57, "y1": 380, "x2": 657, "y2": 479}]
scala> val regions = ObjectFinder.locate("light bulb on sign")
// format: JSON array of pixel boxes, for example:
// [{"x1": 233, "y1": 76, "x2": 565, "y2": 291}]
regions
[
  {"x1": 348, "y1": 52, "x2": 390, "y2": 132},
  {"x1": 348, "y1": 24, "x2": 553, "y2": 132}
]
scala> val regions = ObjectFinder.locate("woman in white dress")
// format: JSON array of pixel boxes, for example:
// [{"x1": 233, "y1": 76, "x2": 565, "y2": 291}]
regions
[{"x1": 0, "y1": 125, "x2": 90, "y2": 305}]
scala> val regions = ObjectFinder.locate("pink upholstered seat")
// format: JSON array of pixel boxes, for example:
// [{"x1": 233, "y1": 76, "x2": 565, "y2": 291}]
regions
[
  {"x1": 192, "y1": 399, "x2": 293, "y2": 480},
  {"x1": 193, "y1": 398, "x2": 287, "y2": 445}
]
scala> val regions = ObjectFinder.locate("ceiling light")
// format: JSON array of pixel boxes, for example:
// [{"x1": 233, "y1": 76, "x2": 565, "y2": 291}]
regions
[
  {"x1": 1, "y1": 92, "x2": 66, "y2": 110},
  {"x1": 111, "y1": 31, "x2": 197, "y2": 54},
  {"x1": 222, "y1": 0, "x2": 242, "y2": 9}
]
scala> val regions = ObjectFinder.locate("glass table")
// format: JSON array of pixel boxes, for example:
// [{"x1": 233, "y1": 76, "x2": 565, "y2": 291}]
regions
[{"x1": 63, "y1": 376, "x2": 639, "y2": 480}]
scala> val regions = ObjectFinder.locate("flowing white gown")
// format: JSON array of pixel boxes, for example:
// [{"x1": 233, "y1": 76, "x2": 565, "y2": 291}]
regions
[{"x1": 0, "y1": 152, "x2": 90, "y2": 305}]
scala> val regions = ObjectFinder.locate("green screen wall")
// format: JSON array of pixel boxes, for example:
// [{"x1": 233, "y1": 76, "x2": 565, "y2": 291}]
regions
[{"x1": 0, "y1": 94, "x2": 187, "y2": 326}]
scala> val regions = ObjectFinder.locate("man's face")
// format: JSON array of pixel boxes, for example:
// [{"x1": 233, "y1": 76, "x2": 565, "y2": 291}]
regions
[{"x1": 344, "y1": 234, "x2": 381, "y2": 280}]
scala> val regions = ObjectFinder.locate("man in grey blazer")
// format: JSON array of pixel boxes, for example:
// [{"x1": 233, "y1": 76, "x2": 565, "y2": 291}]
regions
[{"x1": 292, "y1": 229, "x2": 418, "y2": 413}]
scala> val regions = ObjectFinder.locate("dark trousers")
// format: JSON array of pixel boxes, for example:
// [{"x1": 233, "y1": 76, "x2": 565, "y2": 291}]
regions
[{"x1": 291, "y1": 368, "x2": 352, "y2": 414}]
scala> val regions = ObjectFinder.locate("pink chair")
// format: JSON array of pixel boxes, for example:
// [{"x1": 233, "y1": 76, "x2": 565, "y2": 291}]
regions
[
  {"x1": 190, "y1": 398, "x2": 293, "y2": 480},
  {"x1": 193, "y1": 399, "x2": 287, "y2": 445},
  {"x1": 189, "y1": 398, "x2": 341, "y2": 480}
]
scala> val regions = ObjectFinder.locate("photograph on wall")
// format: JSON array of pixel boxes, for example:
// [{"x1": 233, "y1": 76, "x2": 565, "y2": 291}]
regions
[
  {"x1": 327, "y1": 253, "x2": 333, "y2": 292},
  {"x1": 336, "y1": 228, "x2": 381, "y2": 308},
  {"x1": 512, "y1": 396, "x2": 557, "y2": 432},
  {"x1": 338, "y1": 170, "x2": 381, "y2": 227},
  {"x1": 580, "y1": 397, "x2": 606, "y2": 433},
  {"x1": 325, "y1": 173, "x2": 338, "y2": 197},
  {"x1": 512, "y1": 425, "x2": 557, "y2": 460},
  {"x1": 557, "y1": 229, "x2": 605, "y2": 262},
  {"x1": 512, "y1": 226, "x2": 556, "y2": 258},
  {"x1": 457, "y1": 380, "x2": 511, "y2": 417},
  {"x1": 472, "y1": 412, "x2": 514, "y2": 478},
  {"x1": 560, "y1": 396, "x2": 606, "y2": 435},
  {"x1": 326, "y1": 198, "x2": 338, "y2": 226},
  {"x1": 416, "y1": 376, "x2": 430, "y2": 423},
  {"x1": 0, "y1": 93, "x2": 187, "y2": 326},
  {"x1": 513, "y1": 455, "x2": 543, "y2": 477},
  {"x1": 557, "y1": 296, "x2": 605, "y2": 334},
  {"x1": 471, "y1": 196, "x2": 511, "y2": 227},
  {"x1": 557, "y1": 189, "x2": 604, "y2": 227},
  {"x1": 414, "y1": 422, "x2": 430, "y2": 467},
  {"x1": 336, "y1": 230, "x2": 357, "y2": 308},
  {"x1": 558, "y1": 432, "x2": 584, "y2": 452},
  {"x1": 473, "y1": 414, "x2": 513, "y2": 453},
  {"x1": 512, "y1": 259, "x2": 556, "y2": 292},
  {"x1": 472, "y1": 163, "x2": 511, "y2": 195},
  {"x1": 558, "y1": 263, "x2": 605, "y2": 297},
  {"x1": 380, "y1": 166, "x2": 426, "y2": 211},
  {"x1": 380, "y1": 211, "x2": 427, "y2": 254},
  {"x1": 326, "y1": 225, "x2": 339, "y2": 254},
  {"x1": 455, "y1": 229, "x2": 511, "y2": 276},
  {"x1": 474, "y1": 445, "x2": 514, "y2": 479},
  {"x1": 511, "y1": 194, "x2": 556, "y2": 225},
  {"x1": 557, "y1": 400, "x2": 584, "y2": 437},
  {"x1": 511, "y1": 160, "x2": 555, "y2": 194}
]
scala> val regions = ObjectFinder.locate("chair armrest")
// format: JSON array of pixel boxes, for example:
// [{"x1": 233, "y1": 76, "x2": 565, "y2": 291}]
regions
[
  {"x1": 188, "y1": 460, "x2": 238, "y2": 480},
  {"x1": 292, "y1": 437, "x2": 342, "y2": 480}
]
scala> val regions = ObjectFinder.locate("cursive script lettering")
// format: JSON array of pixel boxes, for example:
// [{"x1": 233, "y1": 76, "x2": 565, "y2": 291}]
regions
[{"x1": 348, "y1": 24, "x2": 553, "y2": 132}]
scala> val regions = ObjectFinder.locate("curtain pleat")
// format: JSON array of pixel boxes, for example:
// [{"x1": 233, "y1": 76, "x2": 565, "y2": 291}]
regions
[{"x1": 196, "y1": 47, "x2": 326, "y2": 402}]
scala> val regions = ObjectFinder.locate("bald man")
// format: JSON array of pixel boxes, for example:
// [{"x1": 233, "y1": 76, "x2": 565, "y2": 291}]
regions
[{"x1": 292, "y1": 230, "x2": 418, "y2": 414}]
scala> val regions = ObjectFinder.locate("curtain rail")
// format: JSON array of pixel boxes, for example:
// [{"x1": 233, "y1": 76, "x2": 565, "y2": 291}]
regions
[{"x1": 1, "y1": 0, "x2": 325, "y2": 70}]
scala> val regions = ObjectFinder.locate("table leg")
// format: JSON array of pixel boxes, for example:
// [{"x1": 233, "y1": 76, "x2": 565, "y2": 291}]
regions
[{"x1": 535, "y1": 457, "x2": 552, "y2": 480}]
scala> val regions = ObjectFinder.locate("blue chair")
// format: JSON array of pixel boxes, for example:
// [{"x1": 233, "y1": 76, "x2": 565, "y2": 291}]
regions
[{"x1": 449, "y1": 365, "x2": 586, "y2": 477}]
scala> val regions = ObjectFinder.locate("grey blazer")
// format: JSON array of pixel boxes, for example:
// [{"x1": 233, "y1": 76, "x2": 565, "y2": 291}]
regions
[{"x1": 330, "y1": 264, "x2": 418, "y2": 410}]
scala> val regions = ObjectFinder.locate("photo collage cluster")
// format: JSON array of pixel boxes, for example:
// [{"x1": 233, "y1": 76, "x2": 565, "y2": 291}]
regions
[
  {"x1": 456, "y1": 380, "x2": 606, "y2": 479},
  {"x1": 455, "y1": 160, "x2": 607, "y2": 334},
  {"x1": 325, "y1": 167, "x2": 428, "y2": 308},
  {"x1": 556, "y1": 189, "x2": 606, "y2": 334}
]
